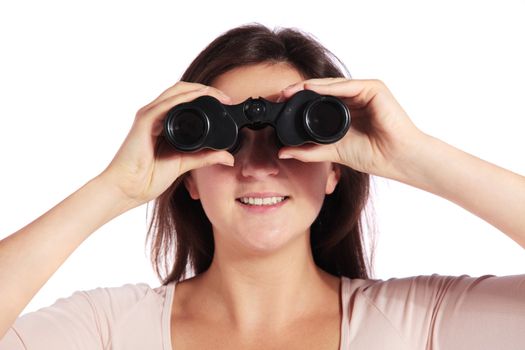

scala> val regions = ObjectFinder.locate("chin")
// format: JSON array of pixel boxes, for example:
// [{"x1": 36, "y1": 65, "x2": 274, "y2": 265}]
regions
[{"x1": 234, "y1": 226, "x2": 309, "y2": 255}]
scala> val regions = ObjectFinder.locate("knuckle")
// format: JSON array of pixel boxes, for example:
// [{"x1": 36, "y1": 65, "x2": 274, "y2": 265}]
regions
[
  {"x1": 135, "y1": 106, "x2": 148, "y2": 119},
  {"x1": 173, "y1": 81, "x2": 187, "y2": 88},
  {"x1": 173, "y1": 81, "x2": 205, "y2": 91},
  {"x1": 371, "y1": 79, "x2": 385, "y2": 88},
  {"x1": 209, "y1": 89, "x2": 222, "y2": 98},
  {"x1": 305, "y1": 78, "x2": 323, "y2": 85}
]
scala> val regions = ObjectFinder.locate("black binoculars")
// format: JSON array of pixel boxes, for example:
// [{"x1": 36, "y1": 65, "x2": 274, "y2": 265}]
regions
[{"x1": 163, "y1": 90, "x2": 350, "y2": 153}]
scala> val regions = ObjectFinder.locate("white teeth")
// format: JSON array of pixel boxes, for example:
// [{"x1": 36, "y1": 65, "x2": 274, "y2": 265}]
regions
[{"x1": 239, "y1": 196, "x2": 286, "y2": 206}]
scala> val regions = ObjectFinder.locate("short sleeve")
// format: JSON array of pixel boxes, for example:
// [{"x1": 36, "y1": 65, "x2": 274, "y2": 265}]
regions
[
  {"x1": 0, "y1": 283, "x2": 156, "y2": 350},
  {"x1": 0, "y1": 328, "x2": 25, "y2": 349},
  {"x1": 358, "y1": 274, "x2": 525, "y2": 349},
  {"x1": 430, "y1": 274, "x2": 525, "y2": 349},
  {"x1": 0, "y1": 290, "x2": 105, "y2": 350}
]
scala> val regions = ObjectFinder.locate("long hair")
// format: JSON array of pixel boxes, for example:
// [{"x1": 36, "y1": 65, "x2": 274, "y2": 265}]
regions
[{"x1": 147, "y1": 24, "x2": 373, "y2": 285}]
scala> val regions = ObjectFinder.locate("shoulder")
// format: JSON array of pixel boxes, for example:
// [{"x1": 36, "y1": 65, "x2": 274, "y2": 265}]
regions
[
  {"x1": 346, "y1": 273, "x2": 525, "y2": 301},
  {"x1": 342, "y1": 274, "x2": 525, "y2": 349},
  {"x1": 347, "y1": 273, "x2": 475, "y2": 297},
  {"x1": 18, "y1": 281, "x2": 174, "y2": 326},
  {"x1": 344, "y1": 274, "x2": 500, "y2": 314},
  {"x1": 2, "y1": 282, "x2": 175, "y2": 350},
  {"x1": 76, "y1": 281, "x2": 172, "y2": 312}
]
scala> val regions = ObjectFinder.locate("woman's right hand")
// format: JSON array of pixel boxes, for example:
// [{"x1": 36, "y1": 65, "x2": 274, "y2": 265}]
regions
[{"x1": 98, "y1": 82, "x2": 234, "y2": 209}]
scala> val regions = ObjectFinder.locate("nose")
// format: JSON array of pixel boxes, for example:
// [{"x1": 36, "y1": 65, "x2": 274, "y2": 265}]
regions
[{"x1": 237, "y1": 127, "x2": 280, "y2": 179}]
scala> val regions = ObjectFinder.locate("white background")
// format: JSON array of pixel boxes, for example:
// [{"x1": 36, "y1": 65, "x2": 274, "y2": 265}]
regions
[{"x1": 1, "y1": 0, "x2": 524, "y2": 315}]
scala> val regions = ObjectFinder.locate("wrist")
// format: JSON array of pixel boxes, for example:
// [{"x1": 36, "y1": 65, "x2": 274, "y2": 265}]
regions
[
  {"x1": 387, "y1": 131, "x2": 444, "y2": 191},
  {"x1": 89, "y1": 173, "x2": 142, "y2": 216}
]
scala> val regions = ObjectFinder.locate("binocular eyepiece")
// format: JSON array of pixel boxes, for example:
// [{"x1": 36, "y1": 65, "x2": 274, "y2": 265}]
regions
[{"x1": 163, "y1": 90, "x2": 350, "y2": 153}]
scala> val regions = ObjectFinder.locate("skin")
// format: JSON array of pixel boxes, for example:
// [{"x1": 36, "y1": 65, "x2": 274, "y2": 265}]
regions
[
  {"x1": 185, "y1": 64, "x2": 340, "y2": 256},
  {"x1": 1, "y1": 60, "x2": 524, "y2": 345},
  {"x1": 176, "y1": 63, "x2": 342, "y2": 339}
]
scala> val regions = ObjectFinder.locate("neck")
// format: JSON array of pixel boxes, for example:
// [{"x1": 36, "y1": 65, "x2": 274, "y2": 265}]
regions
[{"x1": 189, "y1": 230, "x2": 340, "y2": 333}]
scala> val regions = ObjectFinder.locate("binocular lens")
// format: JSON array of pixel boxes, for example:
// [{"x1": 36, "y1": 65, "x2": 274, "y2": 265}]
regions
[
  {"x1": 305, "y1": 100, "x2": 347, "y2": 141},
  {"x1": 166, "y1": 109, "x2": 207, "y2": 148}
]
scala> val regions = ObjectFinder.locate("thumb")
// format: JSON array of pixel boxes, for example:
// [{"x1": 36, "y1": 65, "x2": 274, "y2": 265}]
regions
[
  {"x1": 177, "y1": 150, "x2": 234, "y2": 174},
  {"x1": 278, "y1": 144, "x2": 336, "y2": 163}
]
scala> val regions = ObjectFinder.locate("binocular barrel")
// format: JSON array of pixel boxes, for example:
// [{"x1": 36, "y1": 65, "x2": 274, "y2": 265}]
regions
[{"x1": 164, "y1": 90, "x2": 350, "y2": 152}]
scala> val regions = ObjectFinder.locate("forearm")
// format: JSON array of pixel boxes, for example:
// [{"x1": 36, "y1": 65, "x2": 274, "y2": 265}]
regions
[
  {"x1": 0, "y1": 175, "x2": 133, "y2": 338},
  {"x1": 393, "y1": 133, "x2": 525, "y2": 248}
]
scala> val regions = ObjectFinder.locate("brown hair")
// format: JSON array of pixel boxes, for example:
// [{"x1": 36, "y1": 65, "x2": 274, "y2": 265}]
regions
[{"x1": 147, "y1": 24, "x2": 373, "y2": 285}]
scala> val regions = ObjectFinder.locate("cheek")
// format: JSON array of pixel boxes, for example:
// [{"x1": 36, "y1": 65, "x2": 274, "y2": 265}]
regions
[
  {"x1": 191, "y1": 167, "x2": 235, "y2": 214},
  {"x1": 288, "y1": 161, "x2": 333, "y2": 201}
]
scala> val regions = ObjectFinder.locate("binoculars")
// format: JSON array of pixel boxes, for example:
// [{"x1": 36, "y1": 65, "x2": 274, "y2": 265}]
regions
[{"x1": 163, "y1": 90, "x2": 350, "y2": 153}]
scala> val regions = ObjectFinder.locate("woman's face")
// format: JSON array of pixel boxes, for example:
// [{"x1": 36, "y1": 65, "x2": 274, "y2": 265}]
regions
[{"x1": 184, "y1": 63, "x2": 340, "y2": 254}]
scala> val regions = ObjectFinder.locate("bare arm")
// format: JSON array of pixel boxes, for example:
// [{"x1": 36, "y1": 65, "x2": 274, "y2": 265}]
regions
[
  {"x1": 0, "y1": 176, "x2": 131, "y2": 338},
  {"x1": 393, "y1": 133, "x2": 525, "y2": 248},
  {"x1": 0, "y1": 82, "x2": 234, "y2": 339}
]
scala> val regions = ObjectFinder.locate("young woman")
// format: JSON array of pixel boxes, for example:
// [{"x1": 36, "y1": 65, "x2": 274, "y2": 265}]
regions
[{"x1": 1, "y1": 24, "x2": 524, "y2": 349}]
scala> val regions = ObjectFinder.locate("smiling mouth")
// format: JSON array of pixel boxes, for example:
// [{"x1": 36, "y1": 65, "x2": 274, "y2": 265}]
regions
[{"x1": 236, "y1": 196, "x2": 290, "y2": 206}]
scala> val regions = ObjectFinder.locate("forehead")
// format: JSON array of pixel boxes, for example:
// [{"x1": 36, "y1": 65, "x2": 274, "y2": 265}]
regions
[{"x1": 211, "y1": 62, "x2": 305, "y2": 104}]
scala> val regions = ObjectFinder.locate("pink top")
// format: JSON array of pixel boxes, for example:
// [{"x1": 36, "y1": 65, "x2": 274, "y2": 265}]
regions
[{"x1": 1, "y1": 274, "x2": 524, "y2": 349}]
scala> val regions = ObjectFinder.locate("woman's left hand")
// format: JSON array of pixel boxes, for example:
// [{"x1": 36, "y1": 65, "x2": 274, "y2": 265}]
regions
[
  {"x1": 280, "y1": 78, "x2": 525, "y2": 248},
  {"x1": 278, "y1": 78, "x2": 425, "y2": 180}
]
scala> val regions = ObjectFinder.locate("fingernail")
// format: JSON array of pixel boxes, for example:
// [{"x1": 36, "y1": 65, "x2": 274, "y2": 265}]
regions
[
  {"x1": 283, "y1": 84, "x2": 296, "y2": 91},
  {"x1": 279, "y1": 153, "x2": 292, "y2": 159},
  {"x1": 305, "y1": 83, "x2": 320, "y2": 89},
  {"x1": 220, "y1": 93, "x2": 231, "y2": 103}
]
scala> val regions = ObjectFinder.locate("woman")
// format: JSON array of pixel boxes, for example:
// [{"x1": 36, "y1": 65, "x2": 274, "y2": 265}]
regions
[{"x1": 1, "y1": 24, "x2": 524, "y2": 349}]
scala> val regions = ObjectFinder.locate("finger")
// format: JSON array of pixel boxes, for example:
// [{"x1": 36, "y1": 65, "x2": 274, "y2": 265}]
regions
[
  {"x1": 177, "y1": 149, "x2": 235, "y2": 175},
  {"x1": 281, "y1": 77, "x2": 348, "y2": 98},
  {"x1": 141, "y1": 82, "x2": 204, "y2": 111},
  {"x1": 278, "y1": 144, "x2": 339, "y2": 164},
  {"x1": 144, "y1": 82, "x2": 231, "y2": 111},
  {"x1": 137, "y1": 87, "x2": 230, "y2": 131},
  {"x1": 302, "y1": 77, "x2": 348, "y2": 85},
  {"x1": 304, "y1": 79, "x2": 390, "y2": 109},
  {"x1": 153, "y1": 85, "x2": 232, "y2": 106}
]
